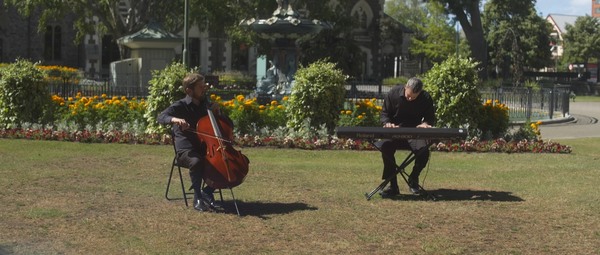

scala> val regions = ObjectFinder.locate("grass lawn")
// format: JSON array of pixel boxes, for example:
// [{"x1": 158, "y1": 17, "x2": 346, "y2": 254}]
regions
[
  {"x1": 574, "y1": 95, "x2": 600, "y2": 102},
  {"x1": 1, "y1": 138, "x2": 599, "y2": 254}
]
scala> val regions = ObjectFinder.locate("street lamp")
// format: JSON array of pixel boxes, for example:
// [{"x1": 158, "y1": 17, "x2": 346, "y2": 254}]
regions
[{"x1": 183, "y1": 0, "x2": 189, "y2": 68}]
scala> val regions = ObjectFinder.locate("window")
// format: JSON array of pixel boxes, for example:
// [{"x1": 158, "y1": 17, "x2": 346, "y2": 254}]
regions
[
  {"x1": 101, "y1": 35, "x2": 120, "y2": 70},
  {"x1": 44, "y1": 25, "x2": 62, "y2": 61},
  {"x1": 596, "y1": 0, "x2": 600, "y2": 4},
  {"x1": 189, "y1": 38, "x2": 201, "y2": 69},
  {"x1": 596, "y1": 8, "x2": 600, "y2": 14}
]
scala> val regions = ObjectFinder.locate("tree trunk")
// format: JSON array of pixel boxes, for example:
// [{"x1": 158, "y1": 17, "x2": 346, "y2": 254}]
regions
[{"x1": 446, "y1": 0, "x2": 488, "y2": 80}]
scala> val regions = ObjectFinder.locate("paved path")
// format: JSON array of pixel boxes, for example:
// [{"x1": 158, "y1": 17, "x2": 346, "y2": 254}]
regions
[{"x1": 538, "y1": 102, "x2": 600, "y2": 140}]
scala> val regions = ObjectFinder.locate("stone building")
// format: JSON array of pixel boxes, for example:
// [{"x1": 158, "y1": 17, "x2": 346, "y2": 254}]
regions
[
  {"x1": 0, "y1": 0, "x2": 82, "y2": 67},
  {"x1": 0, "y1": 0, "x2": 408, "y2": 83}
]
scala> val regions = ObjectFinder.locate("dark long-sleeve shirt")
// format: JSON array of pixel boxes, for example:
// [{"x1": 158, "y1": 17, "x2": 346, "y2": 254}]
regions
[
  {"x1": 158, "y1": 95, "x2": 208, "y2": 152},
  {"x1": 380, "y1": 85, "x2": 436, "y2": 127}
]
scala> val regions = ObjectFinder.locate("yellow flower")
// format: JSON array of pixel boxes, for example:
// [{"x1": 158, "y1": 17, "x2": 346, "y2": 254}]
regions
[
  {"x1": 101, "y1": 94, "x2": 107, "y2": 99},
  {"x1": 357, "y1": 115, "x2": 364, "y2": 119},
  {"x1": 345, "y1": 110, "x2": 352, "y2": 115},
  {"x1": 271, "y1": 100, "x2": 278, "y2": 106},
  {"x1": 282, "y1": 96, "x2": 289, "y2": 101}
]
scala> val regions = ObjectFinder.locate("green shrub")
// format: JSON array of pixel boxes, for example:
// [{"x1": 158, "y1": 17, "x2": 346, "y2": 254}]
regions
[
  {"x1": 144, "y1": 62, "x2": 194, "y2": 135},
  {"x1": 0, "y1": 59, "x2": 53, "y2": 128},
  {"x1": 477, "y1": 99, "x2": 509, "y2": 139},
  {"x1": 286, "y1": 60, "x2": 347, "y2": 133},
  {"x1": 508, "y1": 121, "x2": 541, "y2": 141},
  {"x1": 382, "y1": 76, "x2": 409, "y2": 86},
  {"x1": 212, "y1": 70, "x2": 256, "y2": 90},
  {"x1": 422, "y1": 56, "x2": 481, "y2": 134}
]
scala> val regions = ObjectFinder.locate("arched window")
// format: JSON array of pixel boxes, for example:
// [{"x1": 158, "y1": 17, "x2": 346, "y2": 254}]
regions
[
  {"x1": 44, "y1": 25, "x2": 62, "y2": 61},
  {"x1": 351, "y1": 0, "x2": 373, "y2": 30}
]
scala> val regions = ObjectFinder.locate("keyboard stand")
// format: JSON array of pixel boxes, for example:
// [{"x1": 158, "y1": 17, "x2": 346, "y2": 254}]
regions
[{"x1": 365, "y1": 141, "x2": 437, "y2": 201}]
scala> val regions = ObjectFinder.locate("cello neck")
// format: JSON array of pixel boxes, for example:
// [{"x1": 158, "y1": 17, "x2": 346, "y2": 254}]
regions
[{"x1": 204, "y1": 97, "x2": 223, "y2": 138}]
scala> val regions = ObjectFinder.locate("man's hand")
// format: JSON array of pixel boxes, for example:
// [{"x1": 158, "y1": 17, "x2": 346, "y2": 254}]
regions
[
  {"x1": 209, "y1": 103, "x2": 221, "y2": 115},
  {"x1": 171, "y1": 117, "x2": 190, "y2": 130},
  {"x1": 416, "y1": 122, "x2": 432, "y2": 128},
  {"x1": 383, "y1": 123, "x2": 400, "y2": 128}
]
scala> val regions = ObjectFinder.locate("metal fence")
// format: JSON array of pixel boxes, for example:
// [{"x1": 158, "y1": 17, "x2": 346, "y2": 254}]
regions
[
  {"x1": 479, "y1": 86, "x2": 571, "y2": 122},
  {"x1": 47, "y1": 80, "x2": 571, "y2": 122},
  {"x1": 47, "y1": 80, "x2": 149, "y2": 99}
]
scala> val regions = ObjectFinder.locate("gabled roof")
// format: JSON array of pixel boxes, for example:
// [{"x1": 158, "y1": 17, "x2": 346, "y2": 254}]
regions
[
  {"x1": 117, "y1": 22, "x2": 182, "y2": 49},
  {"x1": 546, "y1": 14, "x2": 581, "y2": 34}
]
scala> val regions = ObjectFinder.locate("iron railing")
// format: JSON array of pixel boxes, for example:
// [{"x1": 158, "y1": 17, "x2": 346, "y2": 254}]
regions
[
  {"x1": 479, "y1": 86, "x2": 570, "y2": 122},
  {"x1": 47, "y1": 80, "x2": 571, "y2": 122}
]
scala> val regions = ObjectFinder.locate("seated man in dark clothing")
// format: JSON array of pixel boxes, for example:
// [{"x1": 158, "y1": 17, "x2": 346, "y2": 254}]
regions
[
  {"x1": 158, "y1": 73, "x2": 223, "y2": 212},
  {"x1": 378, "y1": 77, "x2": 436, "y2": 196}
]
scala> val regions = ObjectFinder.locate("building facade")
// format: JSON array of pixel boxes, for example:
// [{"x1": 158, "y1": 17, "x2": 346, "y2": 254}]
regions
[
  {"x1": 593, "y1": 0, "x2": 600, "y2": 17},
  {"x1": 1, "y1": 0, "x2": 405, "y2": 83},
  {"x1": 0, "y1": 0, "x2": 82, "y2": 68}
]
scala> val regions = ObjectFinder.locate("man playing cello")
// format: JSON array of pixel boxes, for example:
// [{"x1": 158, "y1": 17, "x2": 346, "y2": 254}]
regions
[{"x1": 158, "y1": 73, "x2": 226, "y2": 212}]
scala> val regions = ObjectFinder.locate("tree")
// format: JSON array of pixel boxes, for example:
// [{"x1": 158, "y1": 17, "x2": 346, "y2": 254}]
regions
[
  {"x1": 484, "y1": 0, "x2": 553, "y2": 84},
  {"x1": 410, "y1": 1, "x2": 456, "y2": 63},
  {"x1": 429, "y1": 0, "x2": 488, "y2": 80},
  {"x1": 562, "y1": 16, "x2": 600, "y2": 68},
  {"x1": 386, "y1": 0, "x2": 456, "y2": 65},
  {"x1": 298, "y1": 2, "x2": 364, "y2": 79}
]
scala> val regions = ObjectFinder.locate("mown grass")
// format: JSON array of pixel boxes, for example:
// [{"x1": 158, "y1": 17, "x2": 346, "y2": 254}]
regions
[
  {"x1": 575, "y1": 95, "x2": 600, "y2": 102},
  {"x1": 1, "y1": 138, "x2": 599, "y2": 254}
]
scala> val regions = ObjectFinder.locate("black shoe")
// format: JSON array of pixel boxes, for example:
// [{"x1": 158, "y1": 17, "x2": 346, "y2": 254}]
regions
[
  {"x1": 200, "y1": 189, "x2": 220, "y2": 209},
  {"x1": 193, "y1": 198, "x2": 211, "y2": 212},
  {"x1": 380, "y1": 186, "x2": 400, "y2": 197},
  {"x1": 408, "y1": 178, "x2": 421, "y2": 194}
]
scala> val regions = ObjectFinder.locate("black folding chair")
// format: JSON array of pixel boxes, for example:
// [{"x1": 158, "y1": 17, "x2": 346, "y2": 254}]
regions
[{"x1": 164, "y1": 130, "x2": 223, "y2": 207}]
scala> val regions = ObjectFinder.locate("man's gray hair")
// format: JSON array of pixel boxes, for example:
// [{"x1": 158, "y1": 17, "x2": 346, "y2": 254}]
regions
[{"x1": 405, "y1": 77, "x2": 423, "y2": 93}]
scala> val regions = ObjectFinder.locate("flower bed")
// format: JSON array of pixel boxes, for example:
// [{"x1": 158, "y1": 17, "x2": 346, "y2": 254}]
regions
[{"x1": 0, "y1": 127, "x2": 571, "y2": 153}]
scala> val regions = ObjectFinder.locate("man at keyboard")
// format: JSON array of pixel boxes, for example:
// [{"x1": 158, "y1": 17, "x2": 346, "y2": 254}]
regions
[{"x1": 378, "y1": 77, "x2": 436, "y2": 196}]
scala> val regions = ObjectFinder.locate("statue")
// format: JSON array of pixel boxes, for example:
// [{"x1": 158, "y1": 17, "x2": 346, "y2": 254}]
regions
[
  {"x1": 256, "y1": 60, "x2": 278, "y2": 94},
  {"x1": 274, "y1": 0, "x2": 297, "y2": 17}
]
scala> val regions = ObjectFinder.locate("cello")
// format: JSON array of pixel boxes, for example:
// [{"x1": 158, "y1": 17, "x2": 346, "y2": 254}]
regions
[{"x1": 195, "y1": 101, "x2": 249, "y2": 189}]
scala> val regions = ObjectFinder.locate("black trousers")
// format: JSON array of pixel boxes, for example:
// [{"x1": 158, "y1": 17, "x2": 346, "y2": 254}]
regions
[
  {"x1": 378, "y1": 139, "x2": 430, "y2": 188},
  {"x1": 177, "y1": 149, "x2": 214, "y2": 198}
]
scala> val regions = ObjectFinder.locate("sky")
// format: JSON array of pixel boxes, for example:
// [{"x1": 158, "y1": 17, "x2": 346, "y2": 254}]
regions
[{"x1": 534, "y1": 0, "x2": 591, "y2": 17}]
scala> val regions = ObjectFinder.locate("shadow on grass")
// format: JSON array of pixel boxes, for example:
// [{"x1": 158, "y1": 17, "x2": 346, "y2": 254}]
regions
[
  {"x1": 0, "y1": 245, "x2": 13, "y2": 255},
  {"x1": 219, "y1": 201, "x2": 318, "y2": 219},
  {"x1": 386, "y1": 189, "x2": 524, "y2": 202}
]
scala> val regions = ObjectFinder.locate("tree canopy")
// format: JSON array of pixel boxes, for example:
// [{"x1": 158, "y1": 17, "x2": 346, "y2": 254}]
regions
[
  {"x1": 562, "y1": 16, "x2": 600, "y2": 66},
  {"x1": 429, "y1": 0, "x2": 487, "y2": 79},
  {"x1": 483, "y1": 0, "x2": 552, "y2": 83}
]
